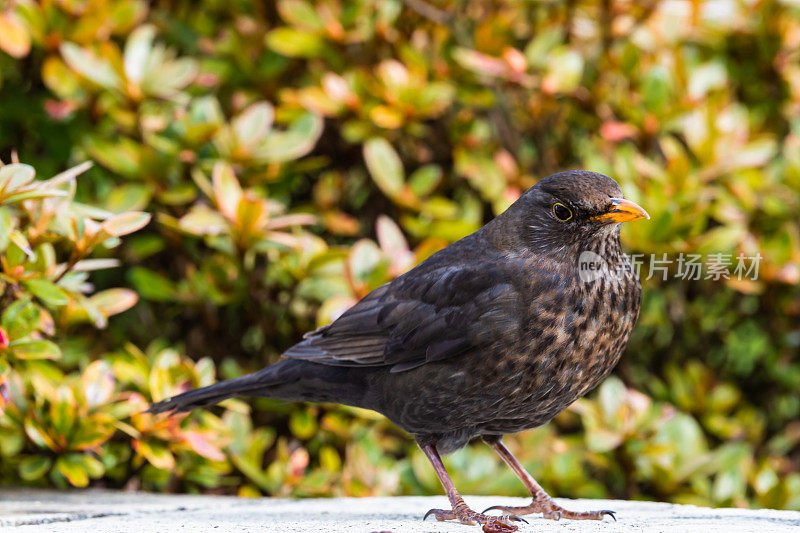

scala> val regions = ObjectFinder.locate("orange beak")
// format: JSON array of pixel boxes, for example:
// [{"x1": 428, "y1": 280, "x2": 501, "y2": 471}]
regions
[{"x1": 591, "y1": 198, "x2": 649, "y2": 223}]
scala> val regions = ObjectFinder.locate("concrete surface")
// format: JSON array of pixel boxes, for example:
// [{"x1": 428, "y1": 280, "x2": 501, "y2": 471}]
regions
[{"x1": 1, "y1": 489, "x2": 799, "y2": 532}]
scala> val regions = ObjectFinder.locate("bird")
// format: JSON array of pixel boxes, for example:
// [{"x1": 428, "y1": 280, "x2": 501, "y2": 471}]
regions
[{"x1": 149, "y1": 170, "x2": 648, "y2": 533}]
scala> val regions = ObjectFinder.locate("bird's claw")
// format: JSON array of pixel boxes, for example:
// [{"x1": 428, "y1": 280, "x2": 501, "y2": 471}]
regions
[
  {"x1": 482, "y1": 504, "x2": 539, "y2": 516},
  {"x1": 543, "y1": 509, "x2": 561, "y2": 520},
  {"x1": 422, "y1": 507, "x2": 521, "y2": 531},
  {"x1": 483, "y1": 501, "x2": 617, "y2": 522}
]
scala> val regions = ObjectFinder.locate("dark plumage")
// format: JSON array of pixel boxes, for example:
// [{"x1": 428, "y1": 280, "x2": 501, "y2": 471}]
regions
[{"x1": 149, "y1": 170, "x2": 648, "y2": 532}]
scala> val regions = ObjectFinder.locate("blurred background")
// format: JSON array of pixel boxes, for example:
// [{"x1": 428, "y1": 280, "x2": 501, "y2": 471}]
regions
[{"x1": 0, "y1": 0, "x2": 799, "y2": 510}]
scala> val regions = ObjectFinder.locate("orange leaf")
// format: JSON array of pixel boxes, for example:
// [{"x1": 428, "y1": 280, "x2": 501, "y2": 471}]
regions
[
  {"x1": 0, "y1": 11, "x2": 31, "y2": 59},
  {"x1": 89, "y1": 288, "x2": 139, "y2": 317},
  {"x1": 600, "y1": 121, "x2": 639, "y2": 142},
  {"x1": 183, "y1": 430, "x2": 226, "y2": 461},
  {"x1": 212, "y1": 162, "x2": 242, "y2": 221},
  {"x1": 288, "y1": 447, "x2": 309, "y2": 478}
]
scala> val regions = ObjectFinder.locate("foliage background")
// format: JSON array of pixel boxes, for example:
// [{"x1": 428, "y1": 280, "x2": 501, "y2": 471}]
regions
[{"x1": 0, "y1": 0, "x2": 799, "y2": 511}]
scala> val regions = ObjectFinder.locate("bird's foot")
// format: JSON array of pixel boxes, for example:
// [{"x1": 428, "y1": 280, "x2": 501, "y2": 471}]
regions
[
  {"x1": 483, "y1": 500, "x2": 616, "y2": 522},
  {"x1": 424, "y1": 503, "x2": 526, "y2": 532}
]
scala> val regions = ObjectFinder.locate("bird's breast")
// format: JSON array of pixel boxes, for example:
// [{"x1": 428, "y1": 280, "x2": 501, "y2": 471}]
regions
[{"x1": 504, "y1": 255, "x2": 641, "y2": 425}]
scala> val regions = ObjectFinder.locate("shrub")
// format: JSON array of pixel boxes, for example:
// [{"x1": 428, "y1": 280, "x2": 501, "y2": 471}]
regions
[{"x1": 0, "y1": 0, "x2": 798, "y2": 510}]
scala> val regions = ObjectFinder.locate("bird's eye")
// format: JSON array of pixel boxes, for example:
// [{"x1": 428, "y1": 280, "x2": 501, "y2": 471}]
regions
[{"x1": 553, "y1": 203, "x2": 572, "y2": 221}]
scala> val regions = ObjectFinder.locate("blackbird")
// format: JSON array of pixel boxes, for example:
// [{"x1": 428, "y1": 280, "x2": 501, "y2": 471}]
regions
[{"x1": 149, "y1": 170, "x2": 648, "y2": 532}]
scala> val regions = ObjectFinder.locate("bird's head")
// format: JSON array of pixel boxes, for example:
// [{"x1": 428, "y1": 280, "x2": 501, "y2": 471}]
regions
[{"x1": 490, "y1": 170, "x2": 648, "y2": 259}]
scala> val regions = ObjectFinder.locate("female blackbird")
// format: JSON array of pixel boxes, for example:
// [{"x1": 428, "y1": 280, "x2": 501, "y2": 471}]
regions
[{"x1": 149, "y1": 170, "x2": 648, "y2": 532}]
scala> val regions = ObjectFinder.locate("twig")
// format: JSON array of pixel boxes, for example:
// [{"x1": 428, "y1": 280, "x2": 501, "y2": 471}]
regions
[{"x1": 53, "y1": 254, "x2": 80, "y2": 284}]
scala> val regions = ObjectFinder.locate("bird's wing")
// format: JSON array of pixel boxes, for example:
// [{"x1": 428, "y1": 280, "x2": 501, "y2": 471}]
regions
[{"x1": 282, "y1": 259, "x2": 524, "y2": 373}]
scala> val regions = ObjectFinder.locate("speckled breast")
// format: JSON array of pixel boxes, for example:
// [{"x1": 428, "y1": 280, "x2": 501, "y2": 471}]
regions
[{"x1": 480, "y1": 251, "x2": 642, "y2": 435}]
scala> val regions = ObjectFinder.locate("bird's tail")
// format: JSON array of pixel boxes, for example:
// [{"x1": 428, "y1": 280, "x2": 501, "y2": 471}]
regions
[{"x1": 147, "y1": 358, "x2": 300, "y2": 414}]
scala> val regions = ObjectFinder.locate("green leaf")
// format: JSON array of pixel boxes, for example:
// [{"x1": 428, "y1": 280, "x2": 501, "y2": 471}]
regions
[
  {"x1": 542, "y1": 47, "x2": 584, "y2": 93},
  {"x1": 0, "y1": 207, "x2": 12, "y2": 252},
  {"x1": 179, "y1": 205, "x2": 229, "y2": 236},
  {"x1": 23, "y1": 279, "x2": 70, "y2": 307},
  {"x1": 128, "y1": 267, "x2": 178, "y2": 302},
  {"x1": 277, "y1": 0, "x2": 325, "y2": 31},
  {"x1": 289, "y1": 409, "x2": 318, "y2": 440},
  {"x1": 688, "y1": 62, "x2": 727, "y2": 100},
  {"x1": 363, "y1": 137, "x2": 404, "y2": 198},
  {"x1": 123, "y1": 24, "x2": 155, "y2": 84},
  {"x1": 106, "y1": 183, "x2": 153, "y2": 213},
  {"x1": 145, "y1": 57, "x2": 198, "y2": 98},
  {"x1": 408, "y1": 165, "x2": 443, "y2": 197},
  {"x1": 0, "y1": 163, "x2": 35, "y2": 193},
  {"x1": 8, "y1": 230, "x2": 34, "y2": 260},
  {"x1": 75, "y1": 453, "x2": 105, "y2": 478},
  {"x1": 2, "y1": 188, "x2": 69, "y2": 203},
  {"x1": 72, "y1": 258, "x2": 121, "y2": 272},
  {"x1": 81, "y1": 361, "x2": 114, "y2": 408},
  {"x1": 348, "y1": 239, "x2": 383, "y2": 283},
  {"x1": 319, "y1": 445, "x2": 341, "y2": 472},
  {"x1": 0, "y1": 423, "x2": 23, "y2": 456},
  {"x1": 73, "y1": 293, "x2": 108, "y2": 329},
  {"x1": 265, "y1": 28, "x2": 324, "y2": 58},
  {"x1": 50, "y1": 385, "x2": 77, "y2": 436},
  {"x1": 454, "y1": 150, "x2": 506, "y2": 201},
  {"x1": 1, "y1": 298, "x2": 39, "y2": 339},
  {"x1": 418, "y1": 82, "x2": 455, "y2": 115},
  {"x1": 42, "y1": 56, "x2": 81, "y2": 99},
  {"x1": 655, "y1": 413, "x2": 708, "y2": 467},
  {"x1": 60, "y1": 42, "x2": 121, "y2": 90},
  {"x1": 598, "y1": 376, "x2": 626, "y2": 420},
  {"x1": 155, "y1": 181, "x2": 196, "y2": 206},
  {"x1": 55, "y1": 455, "x2": 89, "y2": 487},
  {"x1": 231, "y1": 453, "x2": 274, "y2": 492},
  {"x1": 24, "y1": 419, "x2": 58, "y2": 450},
  {"x1": 253, "y1": 112, "x2": 323, "y2": 164},
  {"x1": 88, "y1": 288, "x2": 139, "y2": 317},
  {"x1": 233, "y1": 102, "x2": 274, "y2": 146},
  {"x1": 10, "y1": 339, "x2": 61, "y2": 360},
  {"x1": 70, "y1": 416, "x2": 115, "y2": 451},
  {"x1": 642, "y1": 65, "x2": 672, "y2": 113},
  {"x1": 19, "y1": 456, "x2": 52, "y2": 481},
  {"x1": 134, "y1": 440, "x2": 175, "y2": 470},
  {"x1": 101, "y1": 211, "x2": 151, "y2": 237},
  {"x1": 85, "y1": 136, "x2": 142, "y2": 177}
]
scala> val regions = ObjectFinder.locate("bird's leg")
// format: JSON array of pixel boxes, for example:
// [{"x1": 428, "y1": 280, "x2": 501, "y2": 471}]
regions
[
  {"x1": 482, "y1": 437, "x2": 616, "y2": 521},
  {"x1": 418, "y1": 440, "x2": 525, "y2": 532}
]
